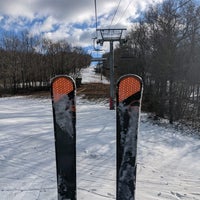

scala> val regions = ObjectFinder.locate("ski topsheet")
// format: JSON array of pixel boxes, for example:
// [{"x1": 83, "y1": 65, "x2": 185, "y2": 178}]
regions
[
  {"x1": 51, "y1": 75, "x2": 76, "y2": 200},
  {"x1": 116, "y1": 74, "x2": 143, "y2": 200}
]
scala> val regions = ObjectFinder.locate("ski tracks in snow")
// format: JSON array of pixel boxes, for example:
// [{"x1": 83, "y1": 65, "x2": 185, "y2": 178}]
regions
[
  {"x1": 137, "y1": 113, "x2": 200, "y2": 200},
  {"x1": 0, "y1": 97, "x2": 57, "y2": 200},
  {"x1": 0, "y1": 97, "x2": 200, "y2": 199},
  {"x1": 76, "y1": 101, "x2": 116, "y2": 199}
]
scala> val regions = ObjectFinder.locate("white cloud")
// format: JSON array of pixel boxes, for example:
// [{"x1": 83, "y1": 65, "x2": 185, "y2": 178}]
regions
[
  {"x1": 30, "y1": 16, "x2": 58, "y2": 36},
  {"x1": 42, "y1": 16, "x2": 56, "y2": 31},
  {"x1": 0, "y1": 0, "x2": 163, "y2": 48},
  {"x1": 0, "y1": 0, "x2": 34, "y2": 19},
  {"x1": 0, "y1": 15, "x2": 4, "y2": 21}
]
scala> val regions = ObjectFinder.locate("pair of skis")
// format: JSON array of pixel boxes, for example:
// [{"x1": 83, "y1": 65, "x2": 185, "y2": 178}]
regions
[{"x1": 51, "y1": 75, "x2": 143, "y2": 200}]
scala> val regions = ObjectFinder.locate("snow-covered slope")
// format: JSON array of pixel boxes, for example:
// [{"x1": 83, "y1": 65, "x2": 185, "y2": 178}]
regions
[
  {"x1": 0, "y1": 95, "x2": 199, "y2": 200},
  {"x1": 0, "y1": 67, "x2": 199, "y2": 199},
  {"x1": 81, "y1": 67, "x2": 109, "y2": 84},
  {"x1": 137, "y1": 115, "x2": 200, "y2": 200}
]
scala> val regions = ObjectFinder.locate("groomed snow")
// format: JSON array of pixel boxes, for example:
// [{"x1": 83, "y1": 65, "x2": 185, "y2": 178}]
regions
[
  {"x1": 81, "y1": 67, "x2": 109, "y2": 84},
  {"x1": 0, "y1": 67, "x2": 199, "y2": 199},
  {"x1": 0, "y1": 96, "x2": 199, "y2": 200}
]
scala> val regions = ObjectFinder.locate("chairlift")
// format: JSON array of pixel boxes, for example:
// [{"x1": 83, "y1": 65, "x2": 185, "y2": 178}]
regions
[
  {"x1": 92, "y1": 37, "x2": 104, "y2": 52},
  {"x1": 91, "y1": 57, "x2": 107, "y2": 62}
]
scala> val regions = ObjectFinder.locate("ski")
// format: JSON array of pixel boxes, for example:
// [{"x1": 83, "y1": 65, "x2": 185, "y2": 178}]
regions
[
  {"x1": 116, "y1": 74, "x2": 143, "y2": 200},
  {"x1": 51, "y1": 75, "x2": 76, "y2": 200}
]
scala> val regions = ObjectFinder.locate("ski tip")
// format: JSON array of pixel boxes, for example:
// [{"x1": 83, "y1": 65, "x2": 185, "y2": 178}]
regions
[
  {"x1": 50, "y1": 75, "x2": 75, "y2": 86},
  {"x1": 117, "y1": 74, "x2": 143, "y2": 102},
  {"x1": 50, "y1": 75, "x2": 75, "y2": 102}
]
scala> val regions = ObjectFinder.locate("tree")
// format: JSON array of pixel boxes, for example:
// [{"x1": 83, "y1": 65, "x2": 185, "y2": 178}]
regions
[
  {"x1": 0, "y1": 31, "x2": 91, "y2": 94},
  {"x1": 110, "y1": 0, "x2": 200, "y2": 126}
]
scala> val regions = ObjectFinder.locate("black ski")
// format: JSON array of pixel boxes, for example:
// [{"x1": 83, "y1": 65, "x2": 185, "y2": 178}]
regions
[
  {"x1": 116, "y1": 74, "x2": 143, "y2": 200},
  {"x1": 51, "y1": 75, "x2": 76, "y2": 200}
]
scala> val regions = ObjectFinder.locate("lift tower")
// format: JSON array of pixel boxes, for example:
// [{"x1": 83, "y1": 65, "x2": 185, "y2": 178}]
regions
[{"x1": 96, "y1": 28, "x2": 127, "y2": 110}]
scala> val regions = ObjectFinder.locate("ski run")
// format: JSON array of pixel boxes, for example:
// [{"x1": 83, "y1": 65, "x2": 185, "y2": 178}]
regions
[{"x1": 0, "y1": 67, "x2": 200, "y2": 200}]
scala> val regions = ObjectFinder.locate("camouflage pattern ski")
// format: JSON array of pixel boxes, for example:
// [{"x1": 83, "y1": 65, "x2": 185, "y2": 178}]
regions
[
  {"x1": 51, "y1": 75, "x2": 76, "y2": 200},
  {"x1": 116, "y1": 74, "x2": 143, "y2": 200}
]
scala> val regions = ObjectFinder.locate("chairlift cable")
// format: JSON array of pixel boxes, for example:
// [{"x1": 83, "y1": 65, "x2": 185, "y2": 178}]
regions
[
  {"x1": 110, "y1": 0, "x2": 122, "y2": 28},
  {"x1": 94, "y1": 0, "x2": 98, "y2": 37},
  {"x1": 114, "y1": 0, "x2": 132, "y2": 26}
]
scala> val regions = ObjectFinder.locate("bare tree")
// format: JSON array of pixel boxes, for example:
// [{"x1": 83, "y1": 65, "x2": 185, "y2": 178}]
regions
[
  {"x1": 0, "y1": 32, "x2": 91, "y2": 94},
  {"x1": 112, "y1": 0, "x2": 200, "y2": 126}
]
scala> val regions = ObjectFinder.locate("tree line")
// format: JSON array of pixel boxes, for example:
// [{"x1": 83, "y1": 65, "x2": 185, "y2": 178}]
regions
[
  {"x1": 102, "y1": 0, "x2": 200, "y2": 128},
  {"x1": 0, "y1": 31, "x2": 91, "y2": 94}
]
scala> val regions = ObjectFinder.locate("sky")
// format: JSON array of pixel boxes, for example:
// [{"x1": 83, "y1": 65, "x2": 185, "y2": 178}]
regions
[{"x1": 0, "y1": 0, "x2": 162, "y2": 52}]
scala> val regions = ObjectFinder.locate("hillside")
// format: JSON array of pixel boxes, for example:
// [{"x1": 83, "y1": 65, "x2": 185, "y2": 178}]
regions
[
  {"x1": 0, "y1": 95, "x2": 199, "y2": 200},
  {"x1": 0, "y1": 66, "x2": 199, "y2": 199}
]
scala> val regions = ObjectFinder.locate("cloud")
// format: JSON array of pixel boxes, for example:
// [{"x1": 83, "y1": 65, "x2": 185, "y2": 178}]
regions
[
  {"x1": 30, "y1": 16, "x2": 58, "y2": 36},
  {"x1": 0, "y1": 0, "x2": 162, "y2": 49},
  {"x1": 0, "y1": 0, "x2": 34, "y2": 19}
]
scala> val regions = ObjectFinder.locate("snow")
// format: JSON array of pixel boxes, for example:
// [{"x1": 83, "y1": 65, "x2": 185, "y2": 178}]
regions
[
  {"x1": 0, "y1": 67, "x2": 200, "y2": 199},
  {"x1": 81, "y1": 67, "x2": 109, "y2": 84},
  {"x1": 53, "y1": 94, "x2": 74, "y2": 138},
  {"x1": 137, "y1": 115, "x2": 200, "y2": 200}
]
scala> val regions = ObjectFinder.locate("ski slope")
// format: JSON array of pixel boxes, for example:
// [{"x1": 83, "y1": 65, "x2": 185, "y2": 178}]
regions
[{"x1": 0, "y1": 67, "x2": 200, "y2": 200}]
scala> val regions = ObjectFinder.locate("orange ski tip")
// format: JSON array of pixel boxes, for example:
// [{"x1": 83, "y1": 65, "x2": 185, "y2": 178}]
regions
[
  {"x1": 118, "y1": 76, "x2": 141, "y2": 102},
  {"x1": 52, "y1": 77, "x2": 74, "y2": 102}
]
